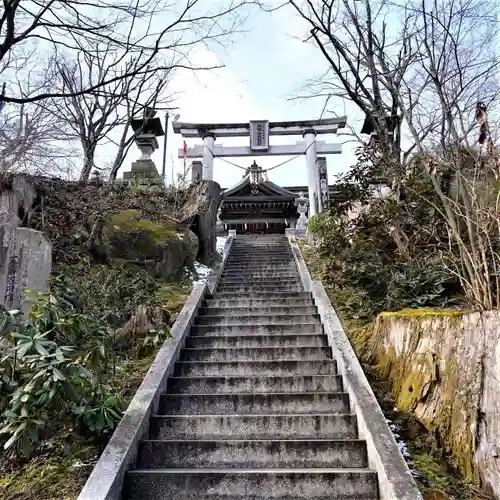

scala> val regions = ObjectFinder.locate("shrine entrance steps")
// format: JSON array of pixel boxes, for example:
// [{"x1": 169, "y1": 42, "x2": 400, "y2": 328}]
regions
[{"x1": 123, "y1": 235, "x2": 379, "y2": 499}]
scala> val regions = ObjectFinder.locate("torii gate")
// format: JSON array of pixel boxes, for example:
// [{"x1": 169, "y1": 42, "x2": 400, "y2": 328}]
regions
[{"x1": 172, "y1": 117, "x2": 346, "y2": 217}]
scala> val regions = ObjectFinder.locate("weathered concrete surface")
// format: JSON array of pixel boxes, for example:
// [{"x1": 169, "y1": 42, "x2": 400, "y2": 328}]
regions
[
  {"x1": 77, "y1": 282, "x2": 208, "y2": 500},
  {"x1": 289, "y1": 237, "x2": 423, "y2": 500},
  {"x1": 367, "y1": 310, "x2": 500, "y2": 498},
  {"x1": 0, "y1": 224, "x2": 52, "y2": 315}
]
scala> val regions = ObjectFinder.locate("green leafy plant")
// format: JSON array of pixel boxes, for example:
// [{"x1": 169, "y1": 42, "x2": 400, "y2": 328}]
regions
[
  {"x1": 0, "y1": 293, "x2": 123, "y2": 456},
  {"x1": 307, "y1": 195, "x2": 457, "y2": 319}
]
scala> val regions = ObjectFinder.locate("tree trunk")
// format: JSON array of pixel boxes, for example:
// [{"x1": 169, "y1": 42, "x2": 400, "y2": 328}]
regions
[{"x1": 79, "y1": 143, "x2": 97, "y2": 182}]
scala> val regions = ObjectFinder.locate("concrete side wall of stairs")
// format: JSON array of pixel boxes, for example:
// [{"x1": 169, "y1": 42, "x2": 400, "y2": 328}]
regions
[{"x1": 78, "y1": 234, "x2": 422, "y2": 500}]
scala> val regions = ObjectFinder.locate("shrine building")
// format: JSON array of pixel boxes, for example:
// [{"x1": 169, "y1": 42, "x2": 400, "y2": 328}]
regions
[{"x1": 216, "y1": 161, "x2": 346, "y2": 235}]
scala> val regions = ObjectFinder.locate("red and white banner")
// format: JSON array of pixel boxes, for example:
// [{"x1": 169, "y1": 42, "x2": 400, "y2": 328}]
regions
[{"x1": 183, "y1": 140, "x2": 188, "y2": 175}]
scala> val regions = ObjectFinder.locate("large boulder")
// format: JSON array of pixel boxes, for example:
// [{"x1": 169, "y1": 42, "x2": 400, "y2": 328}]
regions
[
  {"x1": 179, "y1": 180, "x2": 222, "y2": 265},
  {"x1": 100, "y1": 209, "x2": 197, "y2": 279}
]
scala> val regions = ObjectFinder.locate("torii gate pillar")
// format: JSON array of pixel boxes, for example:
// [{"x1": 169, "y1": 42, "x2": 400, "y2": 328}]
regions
[
  {"x1": 303, "y1": 129, "x2": 319, "y2": 217},
  {"x1": 202, "y1": 133, "x2": 215, "y2": 181}
]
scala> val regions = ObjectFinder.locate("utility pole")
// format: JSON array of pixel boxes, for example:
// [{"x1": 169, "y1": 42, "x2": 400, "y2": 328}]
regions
[{"x1": 161, "y1": 112, "x2": 169, "y2": 184}]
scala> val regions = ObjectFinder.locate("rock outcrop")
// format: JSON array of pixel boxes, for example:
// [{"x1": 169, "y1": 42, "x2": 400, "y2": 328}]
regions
[
  {"x1": 179, "y1": 180, "x2": 222, "y2": 265},
  {"x1": 359, "y1": 309, "x2": 500, "y2": 498},
  {"x1": 0, "y1": 174, "x2": 220, "y2": 313}
]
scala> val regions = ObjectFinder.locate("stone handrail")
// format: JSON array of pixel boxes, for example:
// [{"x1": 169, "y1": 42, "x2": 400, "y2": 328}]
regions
[
  {"x1": 78, "y1": 233, "x2": 235, "y2": 500},
  {"x1": 288, "y1": 235, "x2": 423, "y2": 500}
]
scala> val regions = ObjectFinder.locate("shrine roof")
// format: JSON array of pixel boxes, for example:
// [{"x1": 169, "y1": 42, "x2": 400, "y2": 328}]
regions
[{"x1": 222, "y1": 176, "x2": 297, "y2": 199}]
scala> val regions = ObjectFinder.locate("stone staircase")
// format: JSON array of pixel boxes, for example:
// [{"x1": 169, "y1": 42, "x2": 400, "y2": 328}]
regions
[{"x1": 123, "y1": 235, "x2": 379, "y2": 499}]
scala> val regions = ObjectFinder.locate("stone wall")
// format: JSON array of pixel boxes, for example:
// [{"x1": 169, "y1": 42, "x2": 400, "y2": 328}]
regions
[{"x1": 363, "y1": 310, "x2": 500, "y2": 498}]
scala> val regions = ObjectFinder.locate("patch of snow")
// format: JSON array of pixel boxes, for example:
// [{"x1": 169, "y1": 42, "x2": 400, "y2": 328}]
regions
[
  {"x1": 385, "y1": 416, "x2": 422, "y2": 479},
  {"x1": 217, "y1": 236, "x2": 227, "y2": 256},
  {"x1": 387, "y1": 419, "x2": 412, "y2": 460},
  {"x1": 188, "y1": 261, "x2": 213, "y2": 284},
  {"x1": 187, "y1": 237, "x2": 227, "y2": 285}
]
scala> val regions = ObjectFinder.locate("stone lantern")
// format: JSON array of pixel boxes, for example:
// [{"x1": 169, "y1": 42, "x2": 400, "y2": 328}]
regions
[
  {"x1": 122, "y1": 112, "x2": 165, "y2": 185},
  {"x1": 294, "y1": 191, "x2": 309, "y2": 235}
]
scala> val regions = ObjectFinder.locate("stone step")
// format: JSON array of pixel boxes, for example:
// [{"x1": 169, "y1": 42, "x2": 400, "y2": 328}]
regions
[
  {"x1": 167, "y1": 374, "x2": 343, "y2": 394},
  {"x1": 124, "y1": 469, "x2": 379, "y2": 499},
  {"x1": 218, "y1": 277, "x2": 302, "y2": 285},
  {"x1": 218, "y1": 276, "x2": 300, "y2": 282},
  {"x1": 218, "y1": 281, "x2": 302, "y2": 289},
  {"x1": 149, "y1": 413, "x2": 357, "y2": 440},
  {"x1": 195, "y1": 314, "x2": 320, "y2": 326},
  {"x1": 221, "y1": 270, "x2": 298, "y2": 276},
  {"x1": 221, "y1": 273, "x2": 300, "y2": 279},
  {"x1": 226, "y1": 254, "x2": 294, "y2": 259},
  {"x1": 221, "y1": 271, "x2": 299, "y2": 277},
  {"x1": 226, "y1": 256, "x2": 294, "y2": 262},
  {"x1": 232, "y1": 240, "x2": 290, "y2": 244},
  {"x1": 233, "y1": 241, "x2": 290, "y2": 248},
  {"x1": 136, "y1": 439, "x2": 369, "y2": 469},
  {"x1": 179, "y1": 347, "x2": 332, "y2": 362},
  {"x1": 173, "y1": 360, "x2": 337, "y2": 377},
  {"x1": 222, "y1": 267, "x2": 298, "y2": 274},
  {"x1": 212, "y1": 291, "x2": 311, "y2": 299},
  {"x1": 203, "y1": 297, "x2": 315, "y2": 308},
  {"x1": 223, "y1": 264, "x2": 298, "y2": 271},
  {"x1": 216, "y1": 285, "x2": 304, "y2": 293},
  {"x1": 198, "y1": 306, "x2": 318, "y2": 317},
  {"x1": 191, "y1": 324, "x2": 324, "y2": 336},
  {"x1": 157, "y1": 392, "x2": 351, "y2": 415},
  {"x1": 225, "y1": 259, "x2": 295, "y2": 265},
  {"x1": 228, "y1": 250, "x2": 294, "y2": 256},
  {"x1": 185, "y1": 333, "x2": 328, "y2": 348}
]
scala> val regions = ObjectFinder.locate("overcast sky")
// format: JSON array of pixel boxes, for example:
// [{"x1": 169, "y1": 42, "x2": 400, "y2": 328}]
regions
[{"x1": 121, "y1": 3, "x2": 365, "y2": 190}]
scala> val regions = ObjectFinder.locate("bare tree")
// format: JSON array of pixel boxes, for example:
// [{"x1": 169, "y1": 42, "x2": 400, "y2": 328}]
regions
[
  {"x1": 284, "y1": 0, "x2": 500, "y2": 308},
  {"x1": 404, "y1": 0, "x2": 500, "y2": 310},
  {"x1": 406, "y1": 0, "x2": 500, "y2": 152},
  {"x1": 283, "y1": 0, "x2": 425, "y2": 186},
  {"x1": 282, "y1": 0, "x2": 499, "y2": 174},
  {"x1": 49, "y1": 43, "x2": 174, "y2": 181},
  {"x1": 0, "y1": 73, "x2": 76, "y2": 174},
  {"x1": 0, "y1": 0, "x2": 256, "y2": 105}
]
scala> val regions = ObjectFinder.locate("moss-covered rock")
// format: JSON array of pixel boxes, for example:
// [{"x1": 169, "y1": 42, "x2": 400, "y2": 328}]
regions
[{"x1": 100, "y1": 209, "x2": 196, "y2": 279}]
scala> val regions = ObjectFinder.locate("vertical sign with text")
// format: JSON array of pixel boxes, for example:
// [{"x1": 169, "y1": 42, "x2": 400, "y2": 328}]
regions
[
  {"x1": 317, "y1": 157, "x2": 329, "y2": 210},
  {"x1": 249, "y1": 121, "x2": 269, "y2": 151}
]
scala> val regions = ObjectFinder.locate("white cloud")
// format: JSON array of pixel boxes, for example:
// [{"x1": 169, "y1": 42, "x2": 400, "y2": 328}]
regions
[{"x1": 159, "y1": 47, "x2": 270, "y2": 188}]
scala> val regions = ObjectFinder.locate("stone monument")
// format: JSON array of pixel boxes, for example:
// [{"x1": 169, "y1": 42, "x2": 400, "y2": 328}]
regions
[
  {"x1": 123, "y1": 108, "x2": 165, "y2": 185},
  {"x1": 216, "y1": 203, "x2": 224, "y2": 234}
]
